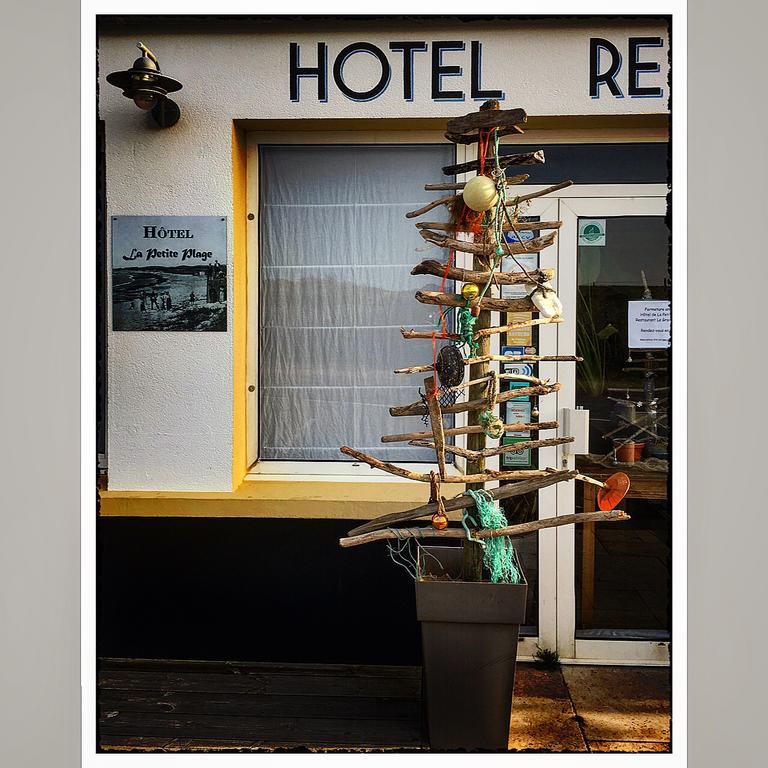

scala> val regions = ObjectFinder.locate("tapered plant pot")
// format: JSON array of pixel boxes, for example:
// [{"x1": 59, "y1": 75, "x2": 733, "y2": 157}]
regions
[{"x1": 415, "y1": 545, "x2": 527, "y2": 751}]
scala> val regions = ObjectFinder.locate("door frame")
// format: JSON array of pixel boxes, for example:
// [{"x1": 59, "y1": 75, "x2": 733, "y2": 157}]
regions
[{"x1": 554, "y1": 193, "x2": 670, "y2": 665}]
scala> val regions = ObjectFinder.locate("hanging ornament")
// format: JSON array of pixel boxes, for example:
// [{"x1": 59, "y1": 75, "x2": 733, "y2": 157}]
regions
[
  {"x1": 431, "y1": 511, "x2": 449, "y2": 530},
  {"x1": 479, "y1": 408, "x2": 505, "y2": 439},
  {"x1": 527, "y1": 280, "x2": 563, "y2": 319},
  {"x1": 531, "y1": 401, "x2": 540, "y2": 418},
  {"x1": 462, "y1": 175, "x2": 499, "y2": 212},
  {"x1": 429, "y1": 471, "x2": 449, "y2": 530},
  {"x1": 435, "y1": 345, "x2": 465, "y2": 388},
  {"x1": 461, "y1": 282, "x2": 480, "y2": 301},
  {"x1": 597, "y1": 472, "x2": 631, "y2": 511}
]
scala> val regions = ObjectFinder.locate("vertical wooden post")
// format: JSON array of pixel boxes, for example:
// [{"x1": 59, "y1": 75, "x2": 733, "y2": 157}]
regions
[{"x1": 462, "y1": 100, "x2": 500, "y2": 582}]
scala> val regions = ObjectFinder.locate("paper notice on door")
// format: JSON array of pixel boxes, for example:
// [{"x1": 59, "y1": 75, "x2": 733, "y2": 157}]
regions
[
  {"x1": 628, "y1": 300, "x2": 671, "y2": 348},
  {"x1": 501, "y1": 253, "x2": 538, "y2": 299}
]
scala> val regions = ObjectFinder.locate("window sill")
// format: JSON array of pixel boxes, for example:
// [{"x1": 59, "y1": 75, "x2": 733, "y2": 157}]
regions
[
  {"x1": 99, "y1": 471, "x2": 460, "y2": 518},
  {"x1": 245, "y1": 460, "x2": 463, "y2": 483}
]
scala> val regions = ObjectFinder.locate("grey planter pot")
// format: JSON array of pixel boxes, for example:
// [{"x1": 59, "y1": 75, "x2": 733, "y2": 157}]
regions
[{"x1": 415, "y1": 545, "x2": 528, "y2": 751}]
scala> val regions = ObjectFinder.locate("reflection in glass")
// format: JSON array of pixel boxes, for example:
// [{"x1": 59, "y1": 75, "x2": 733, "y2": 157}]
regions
[{"x1": 575, "y1": 216, "x2": 671, "y2": 639}]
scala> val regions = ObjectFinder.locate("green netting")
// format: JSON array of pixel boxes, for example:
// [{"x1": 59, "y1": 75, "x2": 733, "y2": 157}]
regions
[{"x1": 465, "y1": 488, "x2": 522, "y2": 584}]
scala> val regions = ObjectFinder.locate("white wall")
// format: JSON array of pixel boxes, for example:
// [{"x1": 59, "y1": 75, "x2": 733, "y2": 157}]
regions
[{"x1": 100, "y1": 19, "x2": 669, "y2": 491}]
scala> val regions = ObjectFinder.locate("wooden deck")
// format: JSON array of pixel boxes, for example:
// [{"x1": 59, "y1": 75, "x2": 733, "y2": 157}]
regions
[{"x1": 98, "y1": 658, "x2": 425, "y2": 752}]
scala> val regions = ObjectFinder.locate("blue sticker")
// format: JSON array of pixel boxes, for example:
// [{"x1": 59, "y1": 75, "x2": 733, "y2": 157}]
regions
[{"x1": 504, "y1": 229, "x2": 535, "y2": 244}]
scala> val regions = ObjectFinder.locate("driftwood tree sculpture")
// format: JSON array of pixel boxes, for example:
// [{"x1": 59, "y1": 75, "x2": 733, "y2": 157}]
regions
[{"x1": 338, "y1": 102, "x2": 630, "y2": 583}]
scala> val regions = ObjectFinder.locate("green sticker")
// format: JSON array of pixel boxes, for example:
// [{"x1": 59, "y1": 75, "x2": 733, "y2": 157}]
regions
[{"x1": 578, "y1": 218, "x2": 606, "y2": 246}]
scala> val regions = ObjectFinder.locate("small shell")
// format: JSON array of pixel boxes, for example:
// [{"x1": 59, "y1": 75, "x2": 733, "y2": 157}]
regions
[{"x1": 527, "y1": 281, "x2": 563, "y2": 319}]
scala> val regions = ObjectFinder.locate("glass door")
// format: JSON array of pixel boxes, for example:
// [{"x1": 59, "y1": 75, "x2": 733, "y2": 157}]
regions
[{"x1": 556, "y1": 196, "x2": 671, "y2": 664}]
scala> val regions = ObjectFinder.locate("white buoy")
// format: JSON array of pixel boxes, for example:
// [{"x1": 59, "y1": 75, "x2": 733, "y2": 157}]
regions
[{"x1": 462, "y1": 175, "x2": 499, "y2": 212}]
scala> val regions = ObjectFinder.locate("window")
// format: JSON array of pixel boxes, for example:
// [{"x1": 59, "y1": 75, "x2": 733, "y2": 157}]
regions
[
  {"x1": 500, "y1": 143, "x2": 668, "y2": 184},
  {"x1": 258, "y1": 144, "x2": 454, "y2": 463}
]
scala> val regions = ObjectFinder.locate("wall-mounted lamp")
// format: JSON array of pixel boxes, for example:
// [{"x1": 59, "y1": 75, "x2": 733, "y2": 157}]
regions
[{"x1": 106, "y1": 42, "x2": 183, "y2": 128}]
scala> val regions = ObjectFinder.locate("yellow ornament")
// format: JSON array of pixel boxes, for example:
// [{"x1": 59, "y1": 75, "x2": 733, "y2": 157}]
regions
[
  {"x1": 461, "y1": 283, "x2": 480, "y2": 301},
  {"x1": 462, "y1": 175, "x2": 499, "y2": 212}
]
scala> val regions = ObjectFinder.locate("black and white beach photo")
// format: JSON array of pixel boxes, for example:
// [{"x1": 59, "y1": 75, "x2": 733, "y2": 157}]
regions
[{"x1": 111, "y1": 215, "x2": 227, "y2": 331}]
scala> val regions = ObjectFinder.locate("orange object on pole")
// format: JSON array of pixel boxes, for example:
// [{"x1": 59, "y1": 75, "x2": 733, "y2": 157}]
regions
[{"x1": 597, "y1": 472, "x2": 631, "y2": 511}]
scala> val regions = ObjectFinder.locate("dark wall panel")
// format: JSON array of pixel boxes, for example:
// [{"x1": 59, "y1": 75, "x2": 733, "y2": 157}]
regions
[{"x1": 97, "y1": 517, "x2": 424, "y2": 665}]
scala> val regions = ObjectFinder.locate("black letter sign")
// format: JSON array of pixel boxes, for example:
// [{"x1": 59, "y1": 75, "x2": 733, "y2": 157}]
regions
[
  {"x1": 628, "y1": 37, "x2": 663, "y2": 97},
  {"x1": 470, "y1": 41, "x2": 503, "y2": 100},
  {"x1": 589, "y1": 38, "x2": 622, "y2": 98},
  {"x1": 432, "y1": 41, "x2": 465, "y2": 100},
  {"x1": 389, "y1": 41, "x2": 428, "y2": 101},
  {"x1": 290, "y1": 42, "x2": 328, "y2": 102},
  {"x1": 333, "y1": 42, "x2": 391, "y2": 101}
]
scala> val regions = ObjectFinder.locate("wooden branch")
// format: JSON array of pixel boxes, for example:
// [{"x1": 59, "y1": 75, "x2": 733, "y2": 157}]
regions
[
  {"x1": 444, "y1": 124, "x2": 524, "y2": 144},
  {"x1": 416, "y1": 290, "x2": 535, "y2": 313},
  {"x1": 380, "y1": 421, "x2": 558, "y2": 444},
  {"x1": 504, "y1": 180, "x2": 574, "y2": 205},
  {"x1": 465, "y1": 353, "x2": 582, "y2": 365},
  {"x1": 416, "y1": 219, "x2": 563, "y2": 233},
  {"x1": 394, "y1": 356, "x2": 580, "y2": 375},
  {"x1": 572, "y1": 473, "x2": 609, "y2": 489},
  {"x1": 442, "y1": 150, "x2": 544, "y2": 177},
  {"x1": 424, "y1": 377, "x2": 446, "y2": 479},
  {"x1": 400, "y1": 328, "x2": 460, "y2": 341},
  {"x1": 389, "y1": 382, "x2": 561, "y2": 418},
  {"x1": 420, "y1": 229, "x2": 557, "y2": 257},
  {"x1": 411, "y1": 259, "x2": 555, "y2": 285},
  {"x1": 424, "y1": 174, "x2": 528, "y2": 191},
  {"x1": 400, "y1": 321, "x2": 562, "y2": 342},
  {"x1": 447, "y1": 372, "x2": 549, "y2": 390},
  {"x1": 410, "y1": 436, "x2": 575, "y2": 460},
  {"x1": 340, "y1": 446, "x2": 552, "y2": 484},
  {"x1": 345, "y1": 469, "x2": 578, "y2": 536},
  {"x1": 340, "y1": 509, "x2": 629, "y2": 548},
  {"x1": 474, "y1": 316, "x2": 562, "y2": 339},
  {"x1": 446, "y1": 107, "x2": 527, "y2": 135},
  {"x1": 405, "y1": 194, "x2": 457, "y2": 219}
]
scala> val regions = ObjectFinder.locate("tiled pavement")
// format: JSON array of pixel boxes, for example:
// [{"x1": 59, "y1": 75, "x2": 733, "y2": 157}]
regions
[{"x1": 509, "y1": 663, "x2": 671, "y2": 753}]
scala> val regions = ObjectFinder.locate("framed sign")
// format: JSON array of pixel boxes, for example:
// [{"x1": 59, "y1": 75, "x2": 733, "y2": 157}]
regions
[
  {"x1": 502, "y1": 437, "x2": 532, "y2": 468},
  {"x1": 628, "y1": 299, "x2": 671, "y2": 349},
  {"x1": 111, "y1": 216, "x2": 227, "y2": 331}
]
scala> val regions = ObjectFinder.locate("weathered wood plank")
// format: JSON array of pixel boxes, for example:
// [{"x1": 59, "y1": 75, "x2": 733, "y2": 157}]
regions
[
  {"x1": 98, "y1": 670, "x2": 421, "y2": 699},
  {"x1": 98, "y1": 735, "x2": 177, "y2": 752},
  {"x1": 345, "y1": 470, "x2": 579, "y2": 537},
  {"x1": 416, "y1": 290, "x2": 535, "y2": 313},
  {"x1": 411, "y1": 259, "x2": 555, "y2": 285},
  {"x1": 419, "y1": 229, "x2": 556, "y2": 257},
  {"x1": 415, "y1": 219, "x2": 562, "y2": 233},
  {"x1": 442, "y1": 149, "x2": 544, "y2": 177},
  {"x1": 444, "y1": 124, "x2": 524, "y2": 144},
  {"x1": 446, "y1": 107, "x2": 527, "y2": 134},
  {"x1": 98, "y1": 658, "x2": 421, "y2": 680},
  {"x1": 98, "y1": 711, "x2": 424, "y2": 747},
  {"x1": 380, "y1": 420, "x2": 558, "y2": 444},
  {"x1": 424, "y1": 173, "x2": 528, "y2": 190},
  {"x1": 389, "y1": 382, "x2": 560, "y2": 417},
  {"x1": 99, "y1": 690, "x2": 420, "y2": 721}
]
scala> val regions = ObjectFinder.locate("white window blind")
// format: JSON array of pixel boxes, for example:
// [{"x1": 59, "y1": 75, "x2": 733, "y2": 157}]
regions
[{"x1": 259, "y1": 144, "x2": 454, "y2": 462}]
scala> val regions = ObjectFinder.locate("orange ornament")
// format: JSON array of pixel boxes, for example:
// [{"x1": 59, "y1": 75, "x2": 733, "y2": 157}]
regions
[
  {"x1": 597, "y1": 472, "x2": 631, "y2": 511},
  {"x1": 431, "y1": 512, "x2": 449, "y2": 530}
]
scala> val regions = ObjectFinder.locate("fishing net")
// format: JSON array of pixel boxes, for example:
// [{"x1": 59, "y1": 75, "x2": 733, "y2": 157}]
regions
[{"x1": 465, "y1": 488, "x2": 522, "y2": 584}]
